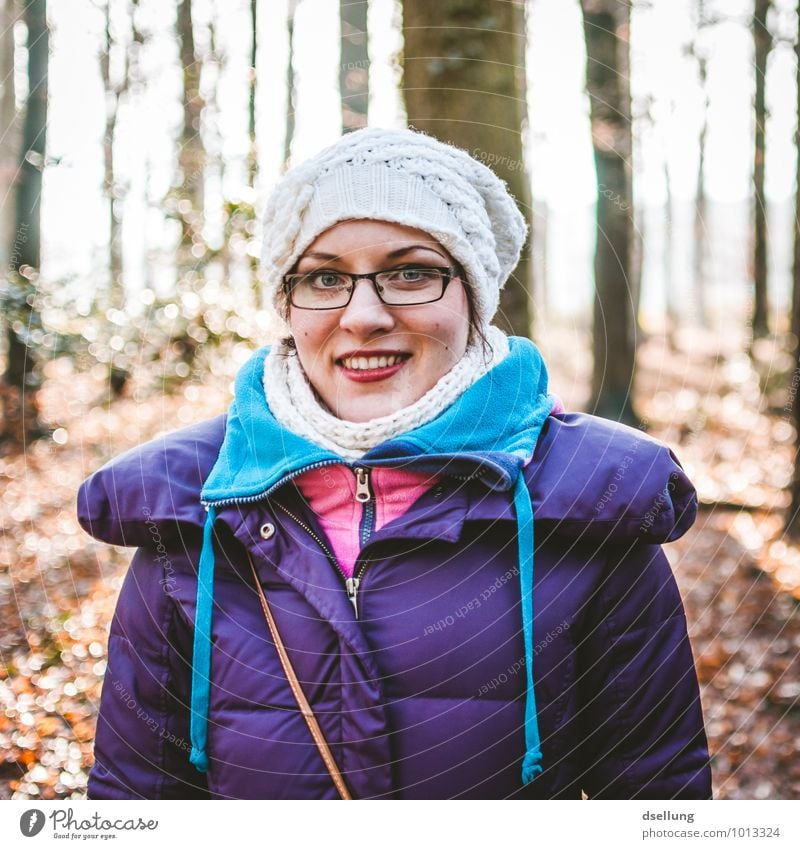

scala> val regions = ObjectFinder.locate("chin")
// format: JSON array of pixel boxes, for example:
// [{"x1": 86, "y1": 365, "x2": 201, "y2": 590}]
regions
[
  {"x1": 332, "y1": 390, "x2": 418, "y2": 422},
  {"x1": 336, "y1": 404, "x2": 397, "y2": 422}
]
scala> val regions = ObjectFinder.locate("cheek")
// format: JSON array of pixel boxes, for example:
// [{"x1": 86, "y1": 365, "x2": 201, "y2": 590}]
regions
[
  {"x1": 432, "y1": 298, "x2": 470, "y2": 355},
  {"x1": 430, "y1": 322, "x2": 462, "y2": 350},
  {"x1": 289, "y1": 314, "x2": 334, "y2": 374},
  {"x1": 449, "y1": 286, "x2": 471, "y2": 336},
  {"x1": 447, "y1": 322, "x2": 470, "y2": 358}
]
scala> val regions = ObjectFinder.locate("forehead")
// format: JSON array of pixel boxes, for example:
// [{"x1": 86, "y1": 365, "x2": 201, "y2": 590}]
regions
[{"x1": 299, "y1": 219, "x2": 448, "y2": 259}]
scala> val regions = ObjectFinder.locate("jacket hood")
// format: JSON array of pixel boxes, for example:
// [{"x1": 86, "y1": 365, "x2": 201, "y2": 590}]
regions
[
  {"x1": 525, "y1": 412, "x2": 697, "y2": 544},
  {"x1": 201, "y1": 336, "x2": 555, "y2": 503},
  {"x1": 77, "y1": 383, "x2": 696, "y2": 548}
]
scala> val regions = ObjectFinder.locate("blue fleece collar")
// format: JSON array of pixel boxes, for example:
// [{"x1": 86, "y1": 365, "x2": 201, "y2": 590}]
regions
[
  {"x1": 192, "y1": 336, "x2": 553, "y2": 787},
  {"x1": 201, "y1": 337, "x2": 554, "y2": 501}
]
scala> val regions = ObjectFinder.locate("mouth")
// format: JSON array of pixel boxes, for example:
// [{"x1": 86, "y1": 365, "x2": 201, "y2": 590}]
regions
[{"x1": 336, "y1": 350, "x2": 411, "y2": 382}]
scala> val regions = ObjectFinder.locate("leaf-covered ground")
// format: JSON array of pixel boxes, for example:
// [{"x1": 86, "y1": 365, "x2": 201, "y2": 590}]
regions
[
  {"x1": 0, "y1": 356, "x2": 229, "y2": 799},
  {"x1": 1, "y1": 332, "x2": 798, "y2": 799}
]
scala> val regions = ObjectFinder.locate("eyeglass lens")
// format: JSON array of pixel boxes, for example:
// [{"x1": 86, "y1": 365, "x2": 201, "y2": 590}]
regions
[{"x1": 287, "y1": 267, "x2": 450, "y2": 308}]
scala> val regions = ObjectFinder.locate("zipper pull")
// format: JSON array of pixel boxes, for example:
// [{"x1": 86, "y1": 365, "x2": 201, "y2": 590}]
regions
[
  {"x1": 354, "y1": 467, "x2": 372, "y2": 503},
  {"x1": 345, "y1": 576, "x2": 360, "y2": 617}
]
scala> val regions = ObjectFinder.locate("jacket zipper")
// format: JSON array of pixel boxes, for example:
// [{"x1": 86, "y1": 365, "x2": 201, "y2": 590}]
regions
[
  {"x1": 271, "y1": 499, "x2": 346, "y2": 583},
  {"x1": 270, "y1": 466, "x2": 375, "y2": 619},
  {"x1": 203, "y1": 459, "x2": 343, "y2": 510},
  {"x1": 354, "y1": 467, "x2": 375, "y2": 546},
  {"x1": 347, "y1": 467, "x2": 375, "y2": 617}
]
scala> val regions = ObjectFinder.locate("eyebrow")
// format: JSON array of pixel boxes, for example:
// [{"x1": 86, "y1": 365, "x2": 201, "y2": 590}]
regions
[
  {"x1": 298, "y1": 245, "x2": 447, "y2": 262},
  {"x1": 386, "y1": 245, "x2": 447, "y2": 259}
]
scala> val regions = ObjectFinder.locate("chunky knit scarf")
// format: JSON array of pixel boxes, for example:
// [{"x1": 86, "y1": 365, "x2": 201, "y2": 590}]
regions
[{"x1": 264, "y1": 326, "x2": 510, "y2": 461}]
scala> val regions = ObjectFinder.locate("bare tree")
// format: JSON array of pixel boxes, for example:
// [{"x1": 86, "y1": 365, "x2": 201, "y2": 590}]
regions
[
  {"x1": 663, "y1": 158, "x2": 679, "y2": 348},
  {"x1": 691, "y1": 0, "x2": 711, "y2": 328},
  {"x1": 752, "y1": 0, "x2": 772, "y2": 339},
  {"x1": 284, "y1": 0, "x2": 299, "y2": 164},
  {"x1": 786, "y1": 0, "x2": 800, "y2": 537},
  {"x1": 793, "y1": 0, "x2": 800, "y2": 345},
  {"x1": 580, "y1": 0, "x2": 639, "y2": 425},
  {"x1": 99, "y1": 0, "x2": 142, "y2": 311},
  {"x1": 247, "y1": 0, "x2": 257, "y2": 186},
  {"x1": 175, "y1": 0, "x2": 204, "y2": 253},
  {"x1": 0, "y1": 0, "x2": 19, "y2": 271},
  {"x1": 401, "y1": 0, "x2": 533, "y2": 338},
  {"x1": 340, "y1": 0, "x2": 368, "y2": 132},
  {"x1": 1, "y1": 0, "x2": 48, "y2": 443}
]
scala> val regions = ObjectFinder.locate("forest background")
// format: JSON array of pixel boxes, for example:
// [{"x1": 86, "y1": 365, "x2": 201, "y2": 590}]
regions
[{"x1": 1, "y1": 0, "x2": 799, "y2": 800}]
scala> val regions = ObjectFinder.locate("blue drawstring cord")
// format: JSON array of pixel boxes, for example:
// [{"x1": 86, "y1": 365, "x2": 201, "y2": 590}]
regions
[
  {"x1": 514, "y1": 474, "x2": 543, "y2": 783},
  {"x1": 189, "y1": 505, "x2": 217, "y2": 772}
]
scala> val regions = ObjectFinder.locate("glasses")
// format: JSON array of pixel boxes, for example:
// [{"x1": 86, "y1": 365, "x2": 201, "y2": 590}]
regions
[{"x1": 283, "y1": 266, "x2": 460, "y2": 310}]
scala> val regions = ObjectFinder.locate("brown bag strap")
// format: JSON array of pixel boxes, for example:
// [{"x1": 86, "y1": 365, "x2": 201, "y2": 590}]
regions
[{"x1": 247, "y1": 554, "x2": 353, "y2": 800}]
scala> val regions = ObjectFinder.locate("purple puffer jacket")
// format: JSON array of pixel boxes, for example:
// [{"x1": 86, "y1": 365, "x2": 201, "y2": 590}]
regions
[{"x1": 78, "y1": 404, "x2": 711, "y2": 800}]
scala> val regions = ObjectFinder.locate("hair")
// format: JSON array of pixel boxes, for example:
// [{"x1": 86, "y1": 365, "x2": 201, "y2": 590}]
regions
[{"x1": 461, "y1": 281, "x2": 494, "y2": 364}]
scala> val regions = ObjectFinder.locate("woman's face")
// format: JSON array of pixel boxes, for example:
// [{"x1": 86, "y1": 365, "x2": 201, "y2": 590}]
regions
[{"x1": 288, "y1": 219, "x2": 471, "y2": 422}]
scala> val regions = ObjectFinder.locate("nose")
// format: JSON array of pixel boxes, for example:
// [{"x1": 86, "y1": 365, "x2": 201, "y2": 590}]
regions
[{"x1": 338, "y1": 277, "x2": 396, "y2": 335}]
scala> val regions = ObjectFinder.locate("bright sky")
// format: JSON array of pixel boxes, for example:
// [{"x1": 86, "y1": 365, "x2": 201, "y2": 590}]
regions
[{"x1": 23, "y1": 0, "x2": 800, "y2": 317}]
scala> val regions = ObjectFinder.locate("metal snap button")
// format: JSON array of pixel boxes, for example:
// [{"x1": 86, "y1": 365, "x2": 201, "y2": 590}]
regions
[{"x1": 259, "y1": 522, "x2": 275, "y2": 540}]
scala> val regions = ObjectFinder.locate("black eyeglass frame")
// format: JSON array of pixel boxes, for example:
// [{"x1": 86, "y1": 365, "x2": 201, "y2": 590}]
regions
[{"x1": 282, "y1": 266, "x2": 463, "y2": 310}]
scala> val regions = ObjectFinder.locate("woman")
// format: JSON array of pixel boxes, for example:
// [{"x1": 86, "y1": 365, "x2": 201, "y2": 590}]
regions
[{"x1": 78, "y1": 128, "x2": 711, "y2": 799}]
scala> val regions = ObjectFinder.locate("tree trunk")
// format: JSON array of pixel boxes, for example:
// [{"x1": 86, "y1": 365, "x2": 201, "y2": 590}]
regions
[
  {"x1": 664, "y1": 161, "x2": 678, "y2": 349},
  {"x1": 692, "y1": 0, "x2": 710, "y2": 328},
  {"x1": 176, "y1": 0, "x2": 204, "y2": 253},
  {"x1": 99, "y1": 0, "x2": 140, "y2": 396},
  {"x1": 0, "y1": 0, "x2": 18, "y2": 271},
  {"x1": 793, "y1": 1, "x2": 800, "y2": 344},
  {"x1": 789, "y1": 345, "x2": 800, "y2": 538},
  {"x1": 786, "y1": 0, "x2": 800, "y2": 538},
  {"x1": 752, "y1": 0, "x2": 772, "y2": 340},
  {"x1": 400, "y1": 0, "x2": 533, "y2": 339},
  {"x1": 694, "y1": 103, "x2": 710, "y2": 327},
  {"x1": 100, "y1": 0, "x2": 137, "y2": 311},
  {"x1": 2, "y1": 0, "x2": 47, "y2": 444},
  {"x1": 580, "y1": 0, "x2": 639, "y2": 425},
  {"x1": 632, "y1": 177, "x2": 645, "y2": 333},
  {"x1": 284, "y1": 0, "x2": 298, "y2": 165},
  {"x1": 247, "y1": 0, "x2": 257, "y2": 187},
  {"x1": 340, "y1": 0, "x2": 369, "y2": 132}
]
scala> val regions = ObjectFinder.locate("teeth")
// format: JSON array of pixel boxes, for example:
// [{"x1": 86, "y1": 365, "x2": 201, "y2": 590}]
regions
[{"x1": 342, "y1": 354, "x2": 404, "y2": 370}]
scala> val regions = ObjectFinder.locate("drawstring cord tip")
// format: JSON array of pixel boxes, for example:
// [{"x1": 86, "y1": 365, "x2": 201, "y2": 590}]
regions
[
  {"x1": 190, "y1": 747, "x2": 209, "y2": 773},
  {"x1": 521, "y1": 749, "x2": 543, "y2": 784}
]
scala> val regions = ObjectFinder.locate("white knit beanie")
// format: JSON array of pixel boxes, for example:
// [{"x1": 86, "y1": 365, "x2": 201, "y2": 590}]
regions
[{"x1": 260, "y1": 127, "x2": 528, "y2": 331}]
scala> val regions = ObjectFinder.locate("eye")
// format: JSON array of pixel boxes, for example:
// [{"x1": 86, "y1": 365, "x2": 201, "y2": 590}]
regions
[
  {"x1": 305, "y1": 271, "x2": 349, "y2": 290},
  {"x1": 382, "y1": 266, "x2": 441, "y2": 285}
]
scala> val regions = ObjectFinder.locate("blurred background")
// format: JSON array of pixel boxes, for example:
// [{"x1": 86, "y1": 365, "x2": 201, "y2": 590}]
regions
[{"x1": 1, "y1": 0, "x2": 799, "y2": 799}]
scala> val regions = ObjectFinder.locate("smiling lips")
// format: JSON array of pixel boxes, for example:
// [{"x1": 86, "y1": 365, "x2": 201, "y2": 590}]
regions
[{"x1": 336, "y1": 351, "x2": 411, "y2": 382}]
